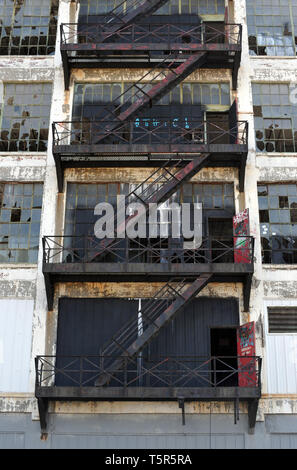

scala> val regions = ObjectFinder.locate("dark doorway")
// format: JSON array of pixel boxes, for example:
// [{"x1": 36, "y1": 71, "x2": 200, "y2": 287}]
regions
[
  {"x1": 210, "y1": 327, "x2": 238, "y2": 387},
  {"x1": 208, "y1": 218, "x2": 234, "y2": 262},
  {"x1": 206, "y1": 112, "x2": 230, "y2": 145}
]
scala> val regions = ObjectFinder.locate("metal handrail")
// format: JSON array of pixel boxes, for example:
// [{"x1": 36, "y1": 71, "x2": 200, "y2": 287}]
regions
[
  {"x1": 35, "y1": 355, "x2": 261, "y2": 389},
  {"x1": 42, "y1": 235, "x2": 255, "y2": 265},
  {"x1": 60, "y1": 22, "x2": 242, "y2": 47},
  {"x1": 52, "y1": 119, "x2": 248, "y2": 148}
]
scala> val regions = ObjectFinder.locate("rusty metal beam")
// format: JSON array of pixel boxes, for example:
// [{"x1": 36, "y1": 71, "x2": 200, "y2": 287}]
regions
[
  {"x1": 36, "y1": 385, "x2": 260, "y2": 401},
  {"x1": 61, "y1": 43, "x2": 240, "y2": 53}
]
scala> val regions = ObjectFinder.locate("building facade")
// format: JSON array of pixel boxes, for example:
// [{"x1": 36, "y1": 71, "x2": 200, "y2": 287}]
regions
[{"x1": 0, "y1": 0, "x2": 296, "y2": 449}]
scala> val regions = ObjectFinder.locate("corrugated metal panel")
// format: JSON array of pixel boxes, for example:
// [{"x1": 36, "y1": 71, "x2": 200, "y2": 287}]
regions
[
  {"x1": 51, "y1": 433, "x2": 245, "y2": 450},
  {"x1": 266, "y1": 333, "x2": 297, "y2": 394},
  {"x1": 271, "y1": 434, "x2": 297, "y2": 449},
  {"x1": 146, "y1": 297, "x2": 239, "y2": 357},
  {"x1": 0, "y1": 432, "x2": 25, "y2": 449},
  {"x1": 0, "y1": 299, "x2": 34, "y2": 392},
  {"x1": 56, "y1": 298, "x2": 138, "y2": 386}
]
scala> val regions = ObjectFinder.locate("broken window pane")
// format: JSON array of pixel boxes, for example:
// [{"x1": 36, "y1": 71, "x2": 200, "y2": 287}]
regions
[
  {"x1": 247, "y1": 0, "x2": 297, "y2": 56},
  {"x1": 0, "y1": 183, "x2": 43, "y2": 263},
  {"x1": 258, "y1": 183, "x2": 297, "y2": 264},
  {"x1": 0, "y1": 83, "x2": 52, "y2": 152},
  {"x1": 0, "y1": 0, "x2": 58, "y2": 55},
  {"x1": 252, "y1": 83, "x2": 297, "y2": 153}
]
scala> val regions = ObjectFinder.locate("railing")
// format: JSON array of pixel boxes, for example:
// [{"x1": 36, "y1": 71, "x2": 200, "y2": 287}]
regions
[
  {"x1": 35, "y1": 355, "x2": 261, "y2": 390},
  {"x1": 43, "y1": 236, "x2": 254, "y2": 265},
  {"x1": 60, "y1": 23, "x2": 242, "y2": 47},
  {"x1": 53, "y1": 119, "x2": 248, "y2": 149}
]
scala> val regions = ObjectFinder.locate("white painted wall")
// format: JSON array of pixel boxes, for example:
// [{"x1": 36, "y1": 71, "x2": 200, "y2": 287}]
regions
[
  {"x1": 264, "y1": 300, "x2": 297, "y2": 394},
  {"x1": 0, "y1": 299, "x2": 34, "y2": 392}
]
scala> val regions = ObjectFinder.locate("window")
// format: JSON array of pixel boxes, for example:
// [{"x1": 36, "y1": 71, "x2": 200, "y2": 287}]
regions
[
  {"x1": 268, "y1": 307, "x2": 297, "y2": 333},
  {"x1": 78, "y1": 0, "x2": 225, "y2": 18},
  {"x1": 182, "y1": 182, "x2": 234, "y2": 209},
  {"x1": 252, "y1": 83, "x2": 297, "y2": 153},
  {"x1": 246, "y1": 0, "x2": 297, "y2": 56},
  {"x1": 258, "y1": 183, "x2": 297, "y2": 264},
  {"x1": 65, "y1": 182, "x2": 234, "y2": 236},
  {"x1": 154, "y1": 0, "x2": 225, "y2": 15},
  {"x1": 0, "y1": 183, "x2": 43, "y2": 263},
  {"x1": 0, "y1": 0, "x2": 58, "y2": 55},
  {"x1": 65, "y1": 183, "x2": 129, "y2": 238},
  {"x1": 72, "y1": 82, "x2": 230, "y2": 120},
  {"x1": 0, "y1": 83, "x2": 52, "y2": 151}
]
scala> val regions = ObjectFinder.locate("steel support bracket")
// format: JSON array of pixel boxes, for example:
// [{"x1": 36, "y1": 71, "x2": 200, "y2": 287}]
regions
[
  {"x1": 178, "y1": 398, "x2": 186, "y2": 426},
  {"x1": 248, "y1": 399, "x2": 259, "y2": 435},
  {"x1": 44, "y1": 272, "x2": 55, "y2": 311},
  {"x1": 37, "y1": 398, "x2": 49, "y2": 435},
  {"x1": 243, "y1": 273, "x2": 253, "y2": 312},
  {"x1": 234, "y1": 397, "x2": 240, "y2": 425}
]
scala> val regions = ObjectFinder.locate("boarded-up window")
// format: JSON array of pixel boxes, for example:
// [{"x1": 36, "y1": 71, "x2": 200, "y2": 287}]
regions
[
  {"x1": 268, "y1": 307, "x2": 297, "y2": 333},
  {"x1": 0, "y1": 299, "x2": 34, "y2": 392}
]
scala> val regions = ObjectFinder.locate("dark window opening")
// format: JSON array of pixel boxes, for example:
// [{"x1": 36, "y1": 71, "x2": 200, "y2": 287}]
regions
[
  {"x1": 208, "y1": 218, "x2": 234, "y2": 263},
  {"x1": 10, "y1": 208, "x2": 21, "y2": 222}
]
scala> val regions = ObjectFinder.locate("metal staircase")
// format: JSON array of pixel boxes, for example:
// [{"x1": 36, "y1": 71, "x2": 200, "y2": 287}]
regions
[
  {"x1": 100, "y1": 0, "x2": 170, "y2": 30},
  {"x1": 93, "y1": 51, "x2": 207, "y2": 126},
  {"x1": 88, "y1": 154, "x2": 210, "y2": 260},
  {"x1": 95, "y1": 274, "x2": 212, "y2": 386}
]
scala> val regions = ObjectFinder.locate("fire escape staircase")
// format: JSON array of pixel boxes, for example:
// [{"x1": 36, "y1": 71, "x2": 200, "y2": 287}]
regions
[
  {"x1": 95, "y1": 275, "x2": 212, "y2": 386},
  {"x1": 54, "y1": 50, "x2": 208, "y2": 192},
  {"x1": 90, "y1": 155, "x2": 210, "y2": 261},
  {"x1": 96, "y1": 0, "x2": 170, "y2": 31}
]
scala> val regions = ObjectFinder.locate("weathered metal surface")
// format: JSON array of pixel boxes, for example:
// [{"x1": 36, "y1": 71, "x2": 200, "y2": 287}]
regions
[
  {"x1": 36, "y1": 385, "x2": 261, "y2": 400},
  {"x1": 237, "y1": 322, "x2": 257, "y2": 387},
  {"x1": 0, "y1": 299, "x2": 34, "y2": 393}
]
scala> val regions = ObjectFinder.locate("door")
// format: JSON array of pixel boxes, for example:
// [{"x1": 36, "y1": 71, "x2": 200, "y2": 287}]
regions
[
  {"x1": 207, "y1": 217, "x2": 234, "y2": 263},
  {"x1": 211, "y1": 328, "x2": 238, "y2": 387},
  {"x1": 237, "y1": 321, "x2": 257, "y2": 387},
  {"x1": 206, "y1": 112, "x2": 230, "y2": 145}
]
